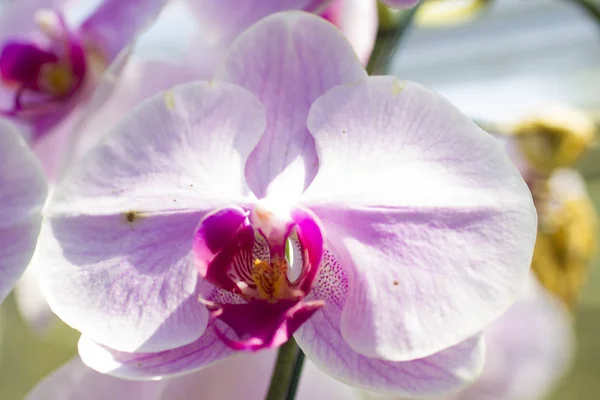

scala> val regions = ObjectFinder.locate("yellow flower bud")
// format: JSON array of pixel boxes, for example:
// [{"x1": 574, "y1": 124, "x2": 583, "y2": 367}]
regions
[
  {"x1": 511, "y1": 105, "x2": 596, "y2": 175},
  {"x1": 415, "y1": 0, "x2": 491, "y2": 27},
  {"x1": 531, "y1": 169, "x2": 597, "y2": 309}
]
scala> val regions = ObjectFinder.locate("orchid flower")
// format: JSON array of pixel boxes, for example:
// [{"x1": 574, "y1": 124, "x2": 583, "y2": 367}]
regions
[
  {"x1": 0, "y1": 119, "x2": 47, "y2": 303},
  {"x1": 27, "y1": 350, "x2": 359, "y2": 400},
  {"x1": 35, "y1": 11, "x2": 536, "y2": 396},
  {"x1": 0, "y1": 0, "x2": 168, "y2": 176}
]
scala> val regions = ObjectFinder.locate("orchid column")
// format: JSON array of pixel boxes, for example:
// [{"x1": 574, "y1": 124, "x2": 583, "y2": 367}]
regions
[{"x1": 34, "y1": 11, "x2": 537, "y2": 398}]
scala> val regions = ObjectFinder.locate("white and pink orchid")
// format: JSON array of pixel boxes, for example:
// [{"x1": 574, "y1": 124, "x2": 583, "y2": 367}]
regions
[{"x1": 33, "y1": 11, "x2": 536, "y2": 397}]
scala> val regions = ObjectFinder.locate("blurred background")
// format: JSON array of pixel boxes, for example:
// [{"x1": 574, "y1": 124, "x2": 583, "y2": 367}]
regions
[{"x1": 1, "y1": 0, "x2": 600, "y2": 398}]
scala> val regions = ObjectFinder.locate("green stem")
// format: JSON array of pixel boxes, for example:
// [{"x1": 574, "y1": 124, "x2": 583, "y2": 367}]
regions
[
  {"x1": 366, "y1": 3, "x2": 422, "y2": 75},
  {"x1": 285, "y1": 350, "x2": 306, "y2": 400},
  {"x1": 568, "y1": 0, "x2": 600, "y2": 26},
  {"x1": 265, "y1": 338, "x2": 304, "y2": 400}
]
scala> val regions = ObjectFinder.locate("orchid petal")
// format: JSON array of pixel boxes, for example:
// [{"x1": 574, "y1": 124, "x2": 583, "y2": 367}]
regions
[
  {"x1": 301, "y1": 77, "x2": 536, "y2": 361},
  {"x1": 36, "y1": 81, "x2": 266, "y2": 352},
  {"x1": 80, "y1": 0, "x2": 169, "y2": 62},
  {"x1": 322, "y1": 0, "x2": 378, "y2": 65},
  {"x1": 25, "y1": 357, "x2": 165, "y2": 400},
  {"x1": 29, "y1": 348, "x2": 360, "y2": 400},
  {"x1": 14, "y1": 266, "x2": 55, "y2": 333},
  {"x1": 455, "y1": 275, "x2": 574, "y2": 400},
  {"x1": 217, "y1": 11, "x2": 367, "y2": 199},
  {"x1": 187, "y1": 0, "x2": 326, "y2": 46},
  {"x1": 77, "y1": 323, "x2": 234, "y2": 379},
  {"x1": 0, "y1": 0, "x2": 64, "y2": 39},
  {"x1": 0, "y1": 120, "x2": 47, "y2": 303},
  {"x1": 294, "y1": 250, "x2": 485, "y2": 395}
]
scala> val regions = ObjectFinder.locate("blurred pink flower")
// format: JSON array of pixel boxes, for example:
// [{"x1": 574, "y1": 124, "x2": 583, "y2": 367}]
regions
[{"x1": 0, "y1": 0, "x2": 168, "y2": 177}]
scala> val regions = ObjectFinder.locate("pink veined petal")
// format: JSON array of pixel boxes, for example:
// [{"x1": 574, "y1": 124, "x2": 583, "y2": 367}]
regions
[
  {"x1": 454, "y1": 275, "x2": 574, "y2": 400},
  {"x1": 35, "y1": 81, "x2": 266, "y2": 352},
  {"x1": 294, "y1": 249, "x2": 485, "y2": 396},
  {"x1": 380, "y1": 0, "x2": 422, "y2": 8},
  {"x1": 301, "y1": 77, "x2": 537, "y2": 361},
  {"x1": 25, "y1": 357, "x2": 165, "y2": 400},
  {"x1": 77, "y1": 322, "x2": 234, "y2": 379},
  {"x1": 217, "y1": 11, "x2": 367, "y2": 199},
  {"x1": 0, "y1": 120, "x2": 47, "y2": 303},
  {"x1": 79, "y1": 0, "x2": 169, "y2": 62}
]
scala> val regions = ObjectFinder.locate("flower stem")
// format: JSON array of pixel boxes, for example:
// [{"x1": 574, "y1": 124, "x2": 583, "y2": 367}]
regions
[
  {"x1": 366, "y1": 3, "x2": 422, "y2": 75},
  {"x1": 265, "y1": 338, "x2": 305, "y2": 400},
  {"x1": 286, "y1": 350, "x2": 306, "y2": 400},
  {"x1": 568, "y1": 0, "x2": 600, "y2": 27}
]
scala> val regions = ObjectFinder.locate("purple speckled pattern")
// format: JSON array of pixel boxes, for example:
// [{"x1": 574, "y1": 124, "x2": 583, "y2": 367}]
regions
[{"x1": 295, "y1": 250, "x2": 485, "y2": 397}]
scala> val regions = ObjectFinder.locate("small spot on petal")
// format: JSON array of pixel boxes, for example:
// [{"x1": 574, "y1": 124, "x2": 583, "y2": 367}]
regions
[
  {"x1": 164, "y1": 89, "x2": 176, "y2": 110},
  {"x1": 124, "y1": 210, "x2": 142, "y2": 223},
  {"x1": 392, "y1": 79, "x2": 406, "y2": 96},
  {"x1": 393, "y1": 280, "x2": 399, "y2": 286}
]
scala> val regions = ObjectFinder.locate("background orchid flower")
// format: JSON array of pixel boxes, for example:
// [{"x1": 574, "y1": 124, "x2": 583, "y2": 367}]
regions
[
  {"x1": 26, "y1": 350, "x2": 359, "y2": 400},
  {"x1": 0, "y1": 0, "x2": 168, "y2": 177},
  {"x1": 449, "y1": 275, "x2": 574, "y2": 400},
  {"x1": 0, "y1": 119, "x2": 47, "y2": 304},
  {"x1": 35, "y1": 11, "x2": 536, "y2": 397}
]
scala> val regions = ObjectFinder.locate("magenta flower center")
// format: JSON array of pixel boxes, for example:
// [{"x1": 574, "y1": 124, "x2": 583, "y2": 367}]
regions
[
  {"x1": 0, "y1": 10, "x2": 87, "y2": 122},
  {"x1": 193, "y1": 201, "x2": 325, "y2": 350}
]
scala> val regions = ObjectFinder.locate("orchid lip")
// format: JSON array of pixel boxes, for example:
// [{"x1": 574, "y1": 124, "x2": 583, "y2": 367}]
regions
[
  {"x1": 0, "y1": 9, "x2": 87, "y2": 126},
  {"x1": 192, "y1": 202, "x2": 325, "y2": 350}
]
